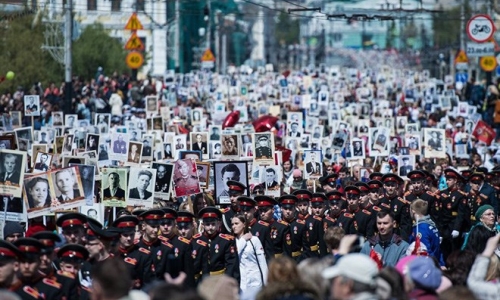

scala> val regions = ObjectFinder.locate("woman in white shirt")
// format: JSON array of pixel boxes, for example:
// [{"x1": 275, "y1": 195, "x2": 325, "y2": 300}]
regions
[{"x1": 232, "y1": 214, "x2": 268, "y2": 298}]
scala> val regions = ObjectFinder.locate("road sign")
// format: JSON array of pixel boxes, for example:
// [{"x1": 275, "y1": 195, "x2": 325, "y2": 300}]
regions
[
  {"x1": 201, "y1": 49, "x2": 215, "y2": 62},
  {"x1": 454, "y1": 49, "x2": 468, "y2": 64},
  {"x1": 124, "y1": 32, "x2": 144, "y2": 51},
  {"x1": 126, "y1": 51, "x2": 144, "y2": 69},
  {"x1": 466, "y1": 14, "x2": 495, "y2": 43},
  {"x1": 455, "y1": 72, "x2": 468, "y2": 83},
  {"x1": 480, "y1": 56, "x2": 497, "y2": 72},
  {"x1": 496, "y1": 66, "x2": 500, "y2": 77},
  {"x1": 466, "y1": 42, "x2": 495, "y2": 57},
  {"x1": 125, "y1": 13, "x2": 144, "y2": 31}
]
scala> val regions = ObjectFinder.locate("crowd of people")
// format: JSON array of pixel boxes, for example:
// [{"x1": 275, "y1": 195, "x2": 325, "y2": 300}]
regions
[{"x1": 3, "y1": 52, "x2": 500, "y2": 300}]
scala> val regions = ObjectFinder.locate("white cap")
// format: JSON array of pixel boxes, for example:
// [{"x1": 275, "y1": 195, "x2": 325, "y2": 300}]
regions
[{"x1": 322, "y1": 253, "x2": 378, "y2": 286}]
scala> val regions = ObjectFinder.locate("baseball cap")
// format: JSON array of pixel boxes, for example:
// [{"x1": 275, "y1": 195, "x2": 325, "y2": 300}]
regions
[{"x1": 322, "y1": 253, "x2": 378, "y2": 286}]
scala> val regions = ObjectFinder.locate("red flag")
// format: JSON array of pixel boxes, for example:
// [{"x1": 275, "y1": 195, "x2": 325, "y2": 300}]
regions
[
  {"x1": 370, "y1": 248, "x2": 383, "y2": 269},
  {"x1": 411, "y1": 235, "x2": 428, "y2": 256},
  {"x1": 472, "y1": 120, "x2": 495, "y2": 145}
]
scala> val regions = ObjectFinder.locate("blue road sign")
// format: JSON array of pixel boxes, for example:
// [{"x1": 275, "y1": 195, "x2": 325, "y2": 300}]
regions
[{"x1": 455, "y1": 72, "x2": 468, "y2": 83}]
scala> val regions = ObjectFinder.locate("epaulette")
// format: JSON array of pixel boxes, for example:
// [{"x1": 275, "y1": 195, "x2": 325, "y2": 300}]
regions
[
  {"x1": 362, "y1": 209, "x2": 372, "y2": 215},
  {"x1": 343, "y1": 213, "x2": 353, "y2": 218},
  {"x1": 325, "y1": 216, "x2": 335, "y2": 222},
  {"x1": 139, "y1": 247, "x2": 151, "y2": 255},
  {"x1": 158, "y1": 235, "x2": 169, "y2": 242},
  {"x1": 258, "y1": 220, "x2": 269, "y2": 227},
  {"x1": 313, "y1": 215, "x2": 322, "y2": 221},
  {"x1": 480, "y1": 193, "x2": 488, "y2": 199},
  {"x1": 220, "y1": 207, "x2": 230, "y2": 213},
  {"x1": 398, "y1": 197, "x2": 410, "y2": 205},
  {"x1": 372, "y1": 206, "x2": 382, "y2": 211},
  {"x1": 124, "y1": 257, "x2": 138, "y2": 265},
  {"x1": 162, "y1": 241, "x2": 173, "y2": 248},
  {"x1": 278, "y1": 219, "x2": 289, "y2": 226},
  {"x1": 296, "y1": 219, "x2": 306, "y2": 224},
  {"x1": 459, "y1": 190, "x2": 467, "y2": 196},
  {"x1": 441, "y1": 193, "x2": 449, "y2": 198},
  {"x1": 403, "y1": 191, "x2": 411, "y2": 197},
  {"x1": 57, "y1": 270, "x2": 75, "y2": 279},
  {"x1": 219, "y1": 233, "x2": 234, "y2": 240},
  {"x1": 178, "y1": 236, "x2": 190, "y2": 244},
  {"x1": 43, "y1": 278, "x2": 62, "y2": 289},
  {"x1": 196, "y1": 239, "x2": 208, "y2": 247},
  {"x1": 426, "y1": 191, "x2": 435, "y2": 196},
  {"x1": 192, "y1": 233, "x2": 202, "y2": 239},
  {"x1": 23, "y1": 286, "x2": 40, "y2": 299}
]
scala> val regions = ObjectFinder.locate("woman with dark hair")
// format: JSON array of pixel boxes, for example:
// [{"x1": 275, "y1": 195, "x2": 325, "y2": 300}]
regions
[
  {"x1": 232, "y1": 213, "x2": 268, "y2": 298},
  {"x1": 26, "y1": 177, "x2": 51, "y2": 209}
]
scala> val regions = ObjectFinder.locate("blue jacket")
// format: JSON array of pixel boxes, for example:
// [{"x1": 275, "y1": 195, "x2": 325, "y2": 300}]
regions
[
  {"x1": 361, "y1": 234, "x2": 409, "y2": 267},
  {"x1": 409, "y1": 215, "x2": 444, "y2": 265}
]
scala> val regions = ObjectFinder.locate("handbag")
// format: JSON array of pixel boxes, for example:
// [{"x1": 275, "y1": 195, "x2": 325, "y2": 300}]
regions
[{"x1": 249, "y1": 239, "x2": 265, "y2": 286}]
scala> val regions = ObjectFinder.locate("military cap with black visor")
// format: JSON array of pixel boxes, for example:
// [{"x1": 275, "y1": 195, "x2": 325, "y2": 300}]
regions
[
  {"x1": 56, "y1": 212, "x2": 88, "y2": 229},
  {"x1": 139, "y1": 209, "x2": 165, "y2": 226},
  {"x1": 176, "y1": 211, "x2": 195, "y2": 230},
  {"x1": 111, "y1": 215, "x2": 140, "y2": 233},
  {"x1": 31, "y1": 231, "x2": 61, "y2": 254},
  {"x1": 278, "y1": 194, "x2": 298, "y2": 209},
  {"x1": 87, "y1": 219, "x2": 118, "y2": 241},
  {"x1": 237, "y1": 196, "x2": 256, "y2": 212},
  {"x1": 0, "y1": 240, "x2": 22, "y2": 261},
  {"x1": 57, "y1": 244, "x2": 89, "y2": 264}
]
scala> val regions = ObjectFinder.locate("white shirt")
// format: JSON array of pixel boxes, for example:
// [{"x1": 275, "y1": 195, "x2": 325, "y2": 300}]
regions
[{"x1": 236, "y1": 236, "x2": 268, "y2": 292}]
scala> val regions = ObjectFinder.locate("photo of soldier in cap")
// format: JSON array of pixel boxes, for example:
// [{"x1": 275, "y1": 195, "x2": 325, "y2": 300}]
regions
[
  {"x1": 152, "y1": 162, "x2": 174, "y2": 198},
  {"x1": 253, "y1": 133, "x2": 274, "y2": 165},
  {"x1": 196, "y1": 162, "x2": 210, "y2": 188},
  {"x1": 398, "y1": 155, "x2": 415, "y2": 178},
  {"x1": 173, "y1": 159, "x2": 201, "y2": 197}
]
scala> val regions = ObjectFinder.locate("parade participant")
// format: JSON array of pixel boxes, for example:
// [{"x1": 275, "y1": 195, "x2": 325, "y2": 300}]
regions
[
  {"x1": 354, "y1": 182, "x2": 371, "y2": 209},
  {"x1": 337, "y1": 186, "x2": 375, "y2": 238},
  {"x1": 467, "y1": 170, "x2": 498, "y2": 215},
  {"x1": 323, "y1": 191, "x2": 345, "y2": 229},
  {"x1": 55, "y1": 212, "x2": 88, "y2": 245},
  {"x1": 360, "y1": 211, "x2": 409, "y2": 267},
  {"x1": 135, "y1": 209, "x2": 172, "y2": 280},
  {"x1": 84, "y1": 219, "x2": 117, "y2": 264},
  {"x1": 404, "y1": 170, "x2": 440, "y2": 223},
  {"x1": 366, "y1": 180, "x2": 384, "y2": 209},
  {"x1": 158, "y1": 208, "x2": 195, "y2": 287},
  {"x1": 221, "y1": 180, "x2": 246, "y2": 234},
  {"x1": 439, "y1": 168, "x2": 467, "y2": 260},
  {"x1": 464, "y1": 173, "x2": 492, "y2": 230},
  {"x1": 379, "y1": 174, "x2": 412, "y2": 241},
  {"x1": 177, "y1": 211, "x2": 209, "y2": 283},
  {"x1": 409, "y1": 199, "x2": 443, "y2": 264},
  {"x1": 4, "y1": 222, "x2": 24, "y2": 243},
  {"x1": 32, "y1": 231, "x2": 78, "y2": 300},
  {"x1": 238, "y1": 196, "x2": 275, "y2": 260},
  {"x1": 462, "y1": 204, "x2": 498, "y2": 252},
  {"x1": 310, "y1": 193, "x2": 326, "y2": 217},
  {"x1": 278, "y1": 194, "x2": 307, "y2": 262},
  {"x1": 255, "y1": 195, "x2": 291, "y2": 258},
  {"x1": 110, "y1": 215, "x2": 155, "y2": 289},
  {"x1": 13, "y1": 238, "x2": 63, "y2": 299},
  {"x1": 194, "y1": 207, "x2": 239, "y2": 280},
  {"x1": 369, "y1": 172, "x2": 383, "y2": 182},
  {"x1": 320, "y1": 173, "x2": 339, "y2": 193},
  {"x1": 293, "y1": 190, "x2": 327, "y2": 258}
]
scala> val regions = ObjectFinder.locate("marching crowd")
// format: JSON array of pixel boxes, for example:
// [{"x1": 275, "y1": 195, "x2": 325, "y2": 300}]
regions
[{"x1": 4, "y1": 54, "x2": 500, "y2": 300}]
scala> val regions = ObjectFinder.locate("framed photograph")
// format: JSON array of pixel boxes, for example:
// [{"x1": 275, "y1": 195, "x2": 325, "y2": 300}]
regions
[
  {"x1": 221, "y1": 134, "x2": 239, "y2": 158},
  {"x1": 0, "y1": 150, "x2": 27, "y2": 198},
  {"x1": 213, "y1": 161, "x2": 248, "y2": 204},
  {"x1": 65, "y1": 114, "x2": 78, "y2": 128},
  {"x1": 81, "y1": 204, "x2": 103, "y2": 224},
  {"x1": 151, "y1": 162, "x2": 174, "y2": 200},
  {"x1": 405, "y1": 123, "x2": 419, "y2": 135},
  {"x1": 15, "y1": 127, "x2": 33, "y2": 152},
  {"x1": 0, "y1": 135, "x2": 15, "y2": 150},
  {"x1": 173, "y1": 159, "x2": 201, "y2": 197},
  {"x1": 85, "y1": 134, "x2": 100, "y2": 152},
  {"x1": 73, "y1": 164, "x2": 96, "y2": 206},
  {"x1": 33, "y1": 152, "x2": 52, "y2": 173},
  {"x1": 95, "y1": 114, "x2": 110, "y2": 134},
  {"x1": 0, "y1": 194, "x2": 24, "y2": 222},
  {"x1": 190, "y1": 132, "x2": 209, "y2": 158},
  {"x1": 398, "y1": 155, "x2": 415, "y2": 179},
  {"x1": 146, "y1": 96, "x2": 158, "y2": 115},
  {"x1": 174, "y1": 134, "x2": 188, "y2": 156},
  {"x1": 23, "y1": 173, "x2": 52, "y2": 218},
  {"x1": 196, "y1": 162, "x2": 210, "y2": 189},
  {"x1": 423, "y1": 128, "x2": 446, "y2": 158},
  {"x1": 455, "y1": 144, "x2": 468, "y2": 158},
  {"x1": 10, "y1": 111, "x2": 21, "y2": 128},
  {"x1": 209, "y1": 141, "x2": 222, "y2": 159},
  {"x1": 405, "y1": 133, "x2": 421, "y2": 156},
  {"x1": 62, "y1": 156, "x2": 87, "y2": 168},
  {"x1": 101, "y1": 168, "x2": 128, "y2": 207},
  {"x1": 110, "y1": 132, "x2": 129, "y2": 161},
  {"x1": 208, "y1": 125, "x2": 222, "y2": 141},
  {"x1": 258, "y1": 165, "x2": 282, "y2": 197},
  {"x1": 97, "y1": 143, "x2": 110, "y2": 162},
  {"x1": 303, "y1": 150, "x2": 322, "y2": 179},
  {"x1": 127, "y1": 167, "x2": 156, "y2": 208},
  {"x1": 24, "y1": 95, "x2": 40, "y2": 116},
  {"x1": 127, "y1": 142, "x2": 143, "y2": 164},
  {"x1": 191, "y1": 108, "x2": 203, "y2": 124},
  {"x1": 350, "y1": 138, "x2": 365, "y2": 160},
  {"x1": 179, "y1": 150, "x2": 202, "y2": 161},
  {"x1": 368, "y1": 127, "x2": 389, "y2": 156},
  {"x1": 163, "y1": 143, "x2": 174, "y2": 160},
  {"x1": 253, "y1": 132, "x2": 274, "y2": 165},
  {"x1": 50, "y1": 166, "x2": 85, "y2": 211}
]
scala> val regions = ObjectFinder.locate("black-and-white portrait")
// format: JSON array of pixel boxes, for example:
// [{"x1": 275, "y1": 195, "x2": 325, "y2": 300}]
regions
[
  {"x1": 24, "y1": 95, "x2": 40, "y2": 116},
  {"x1": 213, "y1": 161, "x2": 248, "y2": 204},
  {"x1": 101, "y1": 168, "x2": 128, "y2": 206},
  {"x1": 152, "y1": 162, "x2": 174, "y2": 198},
  {"x1": 303, "y1": 150, "x2": 322, "y2": 179},
  {"x1": 50, "y1": 166, "x2": 85, "y2": 208},
  {"x1": 95, "y1": 114, "x2": 110, "y2": 134},
  {"x1": 33, "y1": 152, "x2": 51, "y2": 173},
  {"x1": 127, "y1": 167, "x2": 156, "y2": 208}
]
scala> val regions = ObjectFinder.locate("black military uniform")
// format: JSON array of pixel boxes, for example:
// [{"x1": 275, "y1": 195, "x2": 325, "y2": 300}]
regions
[
  {"x1": 463, "y1": 173, "x2": 492, "y2": 230},
  {"x1": 256, "y1": 196, "x2": 292, "y2": 258},
  {"x1": 369, "y1": 172, "x2": 384, "y2": 182},
  {"x1": 293, "y1": 190, "x2": 327, "y2": 258},
  {"x1": 323, "y1": 191, "x2": 345, "y2": 230},
  {"x1": 320, "y1": 173, "x2": 339, "y2": 193},
  {"x1": 278, "y1": 195, "x2": 307, "y2": 262},
  {"x1": 55, "y1": 212, "x2": 88, "y2": 246},
  {"x1": 255, "y1": 135, "x2": 272, "y2": 159},
  {"x1": 365, "y1": 180, "x2": 384, "y2": 213},
  {"x1": 159, "y1": 208, "x2": 195, "y2": 288},
  {"x1": 111, "y1": 215, "x2": 155, "y2": 289},
  {"x1": 238, "y1": 196, "x2": 275, "y2": 260},
  {"x1": 32, "y1": 231, "x2": 79, "y2": 300},
  {"x1": 439, "y1": 168, "x2": 467, "y2": 260},
  {"x1": 221, "y1": 180, "x2": 247, "y2": 234},
  {"x1": 56, "y1": 244, "x2": 91, "y2": 299},
  {"x1": 379, "y1": 174, "x2": 412, "y2": 241},
  {"x1": 196, "y1": 207, "x2": 239, "y2": 280},
  {"x1": 404, "y1": 171, "x2": 441, "y2": 223},
  {"x1": 340, "y1": 186, "x2": 376, "y2": 238},
  {"x1": 13, "y1": 238, "x2": 64, "y2": 300}
]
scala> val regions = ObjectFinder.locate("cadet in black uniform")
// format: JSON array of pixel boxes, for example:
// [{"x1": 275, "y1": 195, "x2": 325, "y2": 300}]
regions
[
  {"x1": 256, "y1": 195, "x2": 292, "y2": 258},
  {"x1": 338, "y1": 186, "x2": 376, "y2": 238},
  {"x1": 195, "y1": 207, "x2": 239, "y2": 280},
  {"x1": 320, "y1": 173, "x2": 339, "y2": 193},
  {"x1": 278, "y1": 194, "x2": 307, "y2": 262},
  {"x1": 111, "y1": 215, "x2": 155, "y2": 289},
  {"x1": 379, "y1": 174, "x2": 412, "y2": 241},
  {"x1": 32, "y1": 231, "x2": 78, "y2": 300},
  {"x1": 323, "y1": 191, "x2": 345, "y2": 230},
  {"x1": 369, "y1": 172, "x2": 384, "y2": 182},
  {"x1": 404, "y1": 170, "x2": 440, "y2": 223},
  {"x1": 13, "y1": 238, "x2": 64, "y2": 300},
  {"x1": 366, "y1": 180, "x2": 384, "y2": 209},
  {"x1": 177, "y1": 211, "x2": 209, "y2": 284},
  {"x1": 292, "y1": 190, "x2": 327, "y2": 258},
  {"x1": 439, "y1": 168, "x2": 468, "y2": 260},
  {"x1": 238, "y1": 196, "x2": 275, "y2": 260},
  {"x1": 56, "y1": 244, "x2": 90, "y2": 299},
  {"x1": 310, "y1": 193, "x2": 326, "y2": 217},
  {"x1": 158, "y1": 208, "x2": 195, "y2": 288},
  {"x1": 354, "y1": 182, "x2": 371, "y2": 209},
  {"x1": 221, "y1": 180, "x2": 247, "y2": 233},
  {"x1": 464, "y1": 173, "x2": 492, "y2": 230},
  {"x1": 55, "y1": 212, "x2": 88, "y2": 246}
]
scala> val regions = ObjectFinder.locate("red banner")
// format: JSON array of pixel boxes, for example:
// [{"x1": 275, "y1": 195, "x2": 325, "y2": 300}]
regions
[{"x1": 472, "y1": 120, "x2": 496, "y2": 145}]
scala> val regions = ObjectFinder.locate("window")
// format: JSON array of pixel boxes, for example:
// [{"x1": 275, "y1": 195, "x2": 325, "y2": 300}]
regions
[
  {"x1": 87, "y1": 0, "x2": 96, "y2": 11},
  {"x1": 136, "y1": 0, "x2": 145, "y2": 11},
  {"x1": 111, "y1": 0, "x2": 121, "y2": 11}
]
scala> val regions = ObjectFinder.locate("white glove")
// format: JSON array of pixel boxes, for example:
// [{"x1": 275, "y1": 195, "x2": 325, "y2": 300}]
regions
[{"x1": 451, "y1": 230, "x2": 460, "y2": 238}]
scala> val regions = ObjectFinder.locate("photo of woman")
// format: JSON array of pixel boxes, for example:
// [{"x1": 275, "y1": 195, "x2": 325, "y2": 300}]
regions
[{"x1": 25, "y1": 176, "x2": 51, "y2": 209}]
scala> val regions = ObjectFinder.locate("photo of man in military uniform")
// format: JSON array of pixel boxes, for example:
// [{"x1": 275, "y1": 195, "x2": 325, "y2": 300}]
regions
[{"x1": 254, "y1": 134, "x2": 273, "y2": 160}]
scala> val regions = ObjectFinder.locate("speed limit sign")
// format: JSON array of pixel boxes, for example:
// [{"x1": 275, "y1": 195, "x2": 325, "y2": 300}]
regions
[
  {"x1": 480, "y1": 56, "x2": 497, "y2": 72},
  {"x1": 126, "y1": 51, "x2": 144, "y2": 69}
]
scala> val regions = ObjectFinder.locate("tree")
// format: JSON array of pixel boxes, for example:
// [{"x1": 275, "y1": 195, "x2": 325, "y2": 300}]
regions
[
  {"x1": 0, "y1": 13, "x2": 62, "y2": 94},
  {"x1": 72, "y1": 24, "x2": 129, "y2": 79},
  {"x1": 432, "y1": 2, "x2": 473, "y2": 49},
  {"x1": 275, "y1": 12, "x2": 300, "y2": 45}
]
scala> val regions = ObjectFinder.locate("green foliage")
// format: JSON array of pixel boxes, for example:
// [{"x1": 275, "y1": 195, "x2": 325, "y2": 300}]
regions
[
  {"x1": 72, "y1": 23, "x2": 129, "y2": 79},
  {"x1": 432, "y1": 2, "x2": 473, "y2": 48},
  {"x1": 276, "y1": 12, "x2": 300, "y2": 45},
  {"x1": 0, "y1": 14, "x2": 62, "y2": 94}
]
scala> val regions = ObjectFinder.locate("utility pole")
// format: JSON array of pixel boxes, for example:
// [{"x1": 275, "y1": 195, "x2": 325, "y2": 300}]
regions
[
  {"x1": 64, "y1": 0, "x2": 72, "y2": 114},
  {"x1": 175, "y1": 0, "x2": 180, "y2": 72}
]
